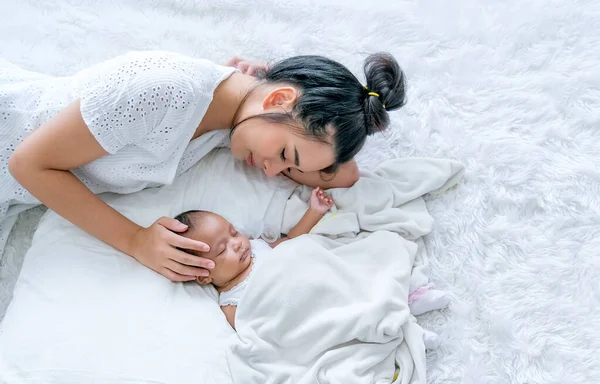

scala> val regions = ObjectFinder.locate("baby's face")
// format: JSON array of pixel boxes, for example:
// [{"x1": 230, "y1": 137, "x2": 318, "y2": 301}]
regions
[{"x1": 184, "y1": 213, "x2": 252, "y2": 287}]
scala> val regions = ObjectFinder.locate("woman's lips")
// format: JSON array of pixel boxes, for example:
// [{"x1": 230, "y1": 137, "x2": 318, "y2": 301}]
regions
[{"x1": 246, "y1": 152, "x2": 254, "y2": 166}]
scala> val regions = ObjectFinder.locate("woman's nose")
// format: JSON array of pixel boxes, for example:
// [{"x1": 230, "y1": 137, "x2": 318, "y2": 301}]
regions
[{"x1": 263, "y1": 159, "x2": 282, "y2": 177}]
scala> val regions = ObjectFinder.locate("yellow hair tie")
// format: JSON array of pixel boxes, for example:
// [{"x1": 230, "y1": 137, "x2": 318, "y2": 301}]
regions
[{"x1": 364, "y1": 86, "x2": 385, "y2": 108}]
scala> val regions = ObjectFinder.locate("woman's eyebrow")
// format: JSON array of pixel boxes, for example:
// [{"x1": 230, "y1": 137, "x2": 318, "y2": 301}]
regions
[{"x1": 294, "y1": 147, "x2": 300, "y2": 167}]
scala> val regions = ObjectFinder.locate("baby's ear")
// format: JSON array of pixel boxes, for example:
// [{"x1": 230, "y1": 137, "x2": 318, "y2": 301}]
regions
[{"x1": 195, "y1": 275, "x2": 213, "y2": 286}]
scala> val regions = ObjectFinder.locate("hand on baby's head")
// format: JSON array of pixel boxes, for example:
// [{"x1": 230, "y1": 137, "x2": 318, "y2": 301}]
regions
[
  {"x1": 309, "y1": 187, "x2": 334, "y2": 215},
  {"x1": 174, "y1": 210, "x2": 253, "y2": 288},
  {"x1": 176, "y1": 188, "x2": 332, "y2": 289}
]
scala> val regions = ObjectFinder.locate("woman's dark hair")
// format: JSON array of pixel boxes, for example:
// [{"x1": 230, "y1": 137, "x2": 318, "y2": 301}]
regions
[{"x1": 232, "y1": 53, "x2": 406, "y2": 173}]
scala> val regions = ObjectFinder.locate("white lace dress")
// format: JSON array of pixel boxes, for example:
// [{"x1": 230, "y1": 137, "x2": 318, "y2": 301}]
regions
[
  {"x1": 0, "y1": 51, "x2": 236, "y2": 253},
  {"x1": 219, "y1": 239, "x2": 273, "y2": 307}
]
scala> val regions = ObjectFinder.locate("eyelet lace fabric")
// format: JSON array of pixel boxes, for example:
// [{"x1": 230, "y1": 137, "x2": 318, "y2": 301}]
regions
[{"x1": 0, "y1": 51, "x2": 236, "y2": 254}]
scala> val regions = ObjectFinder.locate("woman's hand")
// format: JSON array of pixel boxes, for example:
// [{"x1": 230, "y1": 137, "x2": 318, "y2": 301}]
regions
[
  {"x1": 309, "y1": 187, "x2": 334, "y2": 215},
  {"x1": 225, "y1": 56, "x2": 269, "y2": 77},
  {"x1": 129, "y1": 217, "x2": 214, "y2": 282}
]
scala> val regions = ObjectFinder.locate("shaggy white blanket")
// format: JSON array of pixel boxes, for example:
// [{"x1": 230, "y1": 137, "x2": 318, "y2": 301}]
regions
[{"x1": 0, "y1": 0, "x2": 599, "y2": 383}]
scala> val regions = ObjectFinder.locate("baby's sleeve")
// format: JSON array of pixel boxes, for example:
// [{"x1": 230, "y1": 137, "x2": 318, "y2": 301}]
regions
[
  {"x1": 219, "y1": 284, "x2": 245, "y2": 307},
  {"x1": 79, "y1": 60, "x2": 197, "y2": 154}
]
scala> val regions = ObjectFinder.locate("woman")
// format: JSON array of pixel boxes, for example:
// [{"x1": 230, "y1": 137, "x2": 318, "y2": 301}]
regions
[{"x1": 1, "y1": 50, "x2": 406, "y2": 281}]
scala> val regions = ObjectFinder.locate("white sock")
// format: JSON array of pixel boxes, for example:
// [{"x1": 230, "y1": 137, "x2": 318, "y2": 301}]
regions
[
  {"x1": 409, "y1": 289, "x2": 450, "y2": 316},
  {"x1": 423, "y1": 329, "x2": 441, "y2": 350}
]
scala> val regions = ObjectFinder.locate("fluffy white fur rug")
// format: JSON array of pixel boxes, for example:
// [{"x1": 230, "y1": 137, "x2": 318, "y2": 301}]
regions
[{"x1": 1, "y1": 0, "x2": 599, "y2": 382}]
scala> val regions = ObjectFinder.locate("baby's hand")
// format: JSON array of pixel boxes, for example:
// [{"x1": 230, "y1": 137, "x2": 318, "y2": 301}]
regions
[{"x1": 309, "y1": 187, "x2": 334, "y2": 215}]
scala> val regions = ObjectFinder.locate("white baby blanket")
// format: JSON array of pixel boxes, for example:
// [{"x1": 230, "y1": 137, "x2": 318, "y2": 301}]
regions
[{"x1": 229, "y1": 157, "x2": 464, "y2": 383}]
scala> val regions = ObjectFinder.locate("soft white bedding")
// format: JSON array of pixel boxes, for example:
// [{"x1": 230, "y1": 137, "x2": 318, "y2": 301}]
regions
[
  {"x1": 0, "y1": 150, "x2": 461, "y2": 383},
  {"x1": 1, "y1": 0, "x2": 599, "y2": 382},
  {"x1": 0, "y1": 147, "x2": 295, "y2": 384}
]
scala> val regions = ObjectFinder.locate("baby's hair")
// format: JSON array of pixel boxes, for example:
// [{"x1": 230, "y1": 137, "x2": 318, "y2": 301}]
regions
[
  {"x1": 173, "y1": 210, "x2": 211, "y2": 255},
  {"x1": 174, "y1": 210, "x2": 209, "y2": 233}
]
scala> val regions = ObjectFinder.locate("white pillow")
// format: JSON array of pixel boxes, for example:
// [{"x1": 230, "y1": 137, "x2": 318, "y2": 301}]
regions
[{"x1": 0, "y1": 148, "x2": 296, "y2": 384}]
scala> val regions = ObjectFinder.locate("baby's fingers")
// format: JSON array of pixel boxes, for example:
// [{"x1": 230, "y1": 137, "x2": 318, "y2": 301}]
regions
[
  {"x1": 318, "y1": 191, "x2": 329, "y2": 202},
  {"x1": 310, "y1": 188, "x2": 319, "y2": 199}
]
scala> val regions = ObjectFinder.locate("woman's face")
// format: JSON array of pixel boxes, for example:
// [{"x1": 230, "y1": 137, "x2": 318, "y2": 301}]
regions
[{"x1": 229, "y1": 120, "x2": 336, "y2": 177}]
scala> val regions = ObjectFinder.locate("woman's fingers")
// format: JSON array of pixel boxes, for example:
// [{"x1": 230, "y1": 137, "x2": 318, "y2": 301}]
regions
[
  {"x1": 168, "y1": 231, "x2": 211, "y2": 253},
  {"x1": 157, "y1": 216, "x2": 188, "y2": 233},
  {"x1": 225, "y1": 57, "x2": 268, "y2": 77},
  {"x1": 165, "y1": 259, "x2": 209, "y2": 278},
  {"x1": 168, "y1": 248, "x2": 214, "y2": 271},
  {"x1": 161, "y1": 267, "x2": 196, "y2": 282},
  {"x1": 248, "y1": 65, "x2": 266, "y2": 78},
  {"x1": 238, "y1": 61, "x2": 252, "y2": 73},
  {"x1": 225, "y1": 56, "x2": 244, "y2": 67}
]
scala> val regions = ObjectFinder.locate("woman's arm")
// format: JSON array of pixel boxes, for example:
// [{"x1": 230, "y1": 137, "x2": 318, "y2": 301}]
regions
[
  {"x1": 9, "y1": 100, "x2": 214, "y2": 281},
  {"x1": 283, "y1": 160, "x2": 360, "y2": 189}
]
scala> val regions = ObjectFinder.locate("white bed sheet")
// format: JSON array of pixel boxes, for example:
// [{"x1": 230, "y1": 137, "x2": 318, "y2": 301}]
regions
[{"x1": 0, "y1": 148, "x2": 296, "y2": 384}]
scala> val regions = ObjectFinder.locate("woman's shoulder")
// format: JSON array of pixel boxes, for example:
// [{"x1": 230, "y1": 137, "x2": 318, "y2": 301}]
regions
[
  {"x1": 77, "y1": 51, "x2": 234, "y2": 155},
  {"x1": 117, "y1": 50, "x2": 209, "y2": 68},
  {"x1": 101, "y1": 50, "x2": 207, "y2": 66},
  {"x1": 78, "y1": 50, "x2": 236, "y2": 112},
  {"x1": 80, "y1": 50, "x2": 234, "y2": 87}
]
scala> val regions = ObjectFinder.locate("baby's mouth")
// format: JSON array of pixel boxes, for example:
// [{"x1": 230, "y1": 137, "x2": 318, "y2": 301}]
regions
[{"x1": 239, "y1": 248, "x2": 250, "y2": 262}]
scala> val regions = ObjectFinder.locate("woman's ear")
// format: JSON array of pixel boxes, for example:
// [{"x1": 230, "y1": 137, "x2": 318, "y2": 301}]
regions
[
  {"x1": 262, "y1": 87, "x2": 299, "y2": 111},
  {"x1": 195, "y1": 275, "x2": 213, "y2": 286}
]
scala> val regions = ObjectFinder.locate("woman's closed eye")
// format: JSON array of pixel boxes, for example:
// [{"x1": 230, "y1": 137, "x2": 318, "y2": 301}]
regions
[
  {"x1": 280, "y1": 148, "x2": 293, "y2": 173},
  {"x1": 280, "y1": 148, "x2": 303, "y2": 174}
]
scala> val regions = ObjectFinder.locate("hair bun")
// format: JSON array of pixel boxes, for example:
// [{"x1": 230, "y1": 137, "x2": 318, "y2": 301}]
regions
[{"x1": 362, "y1": 52, "x2": 406, "y2": 133}]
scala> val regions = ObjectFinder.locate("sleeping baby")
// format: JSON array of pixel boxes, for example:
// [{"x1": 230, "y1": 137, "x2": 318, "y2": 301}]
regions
[
  {"x1": 175, "y1": 187, "x2": 334, "y2": 328},
  {"x1": 175, "y1": 187, "x2": 448, "y2": 349}
]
